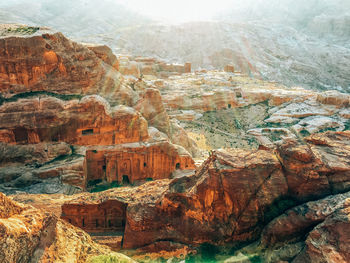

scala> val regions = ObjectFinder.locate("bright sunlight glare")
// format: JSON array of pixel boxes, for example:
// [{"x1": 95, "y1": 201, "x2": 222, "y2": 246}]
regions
[{"x1": 117, "y1": 0, "x2": 235, "y2": 23}]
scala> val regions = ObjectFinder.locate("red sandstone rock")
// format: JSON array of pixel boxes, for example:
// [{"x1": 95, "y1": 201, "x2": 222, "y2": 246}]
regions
[
  {"x1": 0, "y1": 31, "x2": 135, "y2": 105},
  {"x1": 123, "y1": 148, "x2": 288, "y2": 248},
  {"x1": 293, "y1": 201, "x2": 350, "y2": 263},
  {"x1": 276, "y1": 131, "x2": 350, "y2": 201},
  {"x1": 134, "y1": 88, "x2": 170, "y2": 135},
  {"x1": 0, "y1": 95, "x2": 149, "y2": 145},
  {"x1": 119, "y1": 132, "x2": 350, "y2": 249},
  {"x1": 0, "y1": 192, "x2": 134, "y2": 263},
  {"x1": 87, "y1": 44, "x2": 120, "y2": 70},
  {"x1": 316, "y1": 90, "x2": 350, "y2": 107},
  {"x1": 61, "y1": 180, "x2": 171, "y2": 235},
  {"x1": 85, "y1": 141, "x2": 195, "y2": 185}
]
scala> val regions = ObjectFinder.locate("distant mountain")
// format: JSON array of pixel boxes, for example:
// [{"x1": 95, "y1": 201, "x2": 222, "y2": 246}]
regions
[{"x1": 1, "y1": 0, "x2": 349, "y2": 91}]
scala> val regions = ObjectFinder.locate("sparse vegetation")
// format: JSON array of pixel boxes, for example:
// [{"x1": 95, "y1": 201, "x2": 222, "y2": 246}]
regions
[
  {"x1": 0, "y1": 91, "x2": 83, "y2": 106},
  {"x1": 7, "y1": 26, "x2": 40, "y2": 35},
  {"x1": 90, "y1": 181, "x2": 121, "y2": 193}
]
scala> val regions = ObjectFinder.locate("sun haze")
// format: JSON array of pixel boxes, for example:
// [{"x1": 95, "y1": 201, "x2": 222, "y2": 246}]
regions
[{"x1": 117, "y1": 0, "x2": 234, "y2": 23}]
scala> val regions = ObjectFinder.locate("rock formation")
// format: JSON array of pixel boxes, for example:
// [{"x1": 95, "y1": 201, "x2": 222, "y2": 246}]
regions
[
  {"x1": 0, "y1": 95, "x2": 148, "y2": 145},
  {"x1": 0, "y1": 27, "x2": 135, "y2": 105},
  {"x1": 1, "y1": 23, "x2": 350, "y2": 263},
  {"x1": 118, "y1": 55, "x2": 191, "y2": 78},
  {"x1": 85, "y1": 141, "x2": 195, "y2": 185},
  {"x1": 62, "y1": 131, "x2": 349, "y2": 252},
  {"x1": 134, "y1": 88, "x2": 170, "y2": 135},
  {"x1": 0, "y1": 192, "x2": 134, "y2": 263}
]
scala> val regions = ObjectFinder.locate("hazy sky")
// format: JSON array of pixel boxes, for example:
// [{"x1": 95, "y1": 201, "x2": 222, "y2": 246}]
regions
[{"x1": 116, "y1": 0, "x2": 234, "y2": 23}]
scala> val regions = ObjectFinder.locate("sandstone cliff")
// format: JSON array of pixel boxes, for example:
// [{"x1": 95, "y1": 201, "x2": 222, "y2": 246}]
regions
[
  {"x1": 0, "y1": 192, "x2": 134, "y2": 263},
  {"x1": 121, "y1": 131, "x2": 350, "y2": 262},
  {"x1": 0, "y1": 95, "x2": 149, "y2": 145},
  {"x1": 0, "y1": 26, "x2": 136, "y2": 106}
]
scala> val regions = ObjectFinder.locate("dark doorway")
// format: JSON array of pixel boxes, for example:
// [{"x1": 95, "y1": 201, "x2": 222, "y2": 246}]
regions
[
  {"x1": 122, "y1": 175, "x2": 130, "y2": 184},
  {"x1": 82, "y1": 129, "x2": 94, "y2": 135},
  {"x1": 176, "y1": 163, "x2": 181, "y2": 170},
  {"x1": 13, "y1": 127, "x2": 28, "y2": 143},
  {"x1": 228, "y1": 104, "x2": 231, "y2": 108}
]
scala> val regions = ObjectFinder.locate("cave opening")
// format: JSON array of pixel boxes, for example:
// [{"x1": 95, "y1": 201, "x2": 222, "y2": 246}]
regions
[
  {"x1": 82, "y1": 129, "x2": 94, "y2": 135},
  {"x1": 122, "y1": 175, "x2": 130, "y2": 184}
]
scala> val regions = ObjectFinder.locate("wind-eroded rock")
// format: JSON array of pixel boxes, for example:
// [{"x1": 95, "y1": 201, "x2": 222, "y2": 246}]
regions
[
  {"x1": 0, "y1": 95, "x2": 148, "y2": 145},
  {"x1": 122, "y1": 148, "x2": 287, "y2": 248},
  {"x1": 277, "y1": 131, "x2": 350, "y2": 201},
  {"x1": 0, "y1": 192, "x2": 134, "y2": 263},
  {"x1": 0, "y1": 142, "x2": 71, "y2": 166},
  {"x1": 118, "y1": 131, "x2": 350, "y2": 249},
  {"x1": 0, "y1": 30, "x2": 136, "y2": 105},
  {"x1": 134, "y1": 88, "x2": 170, "y2": 135}
]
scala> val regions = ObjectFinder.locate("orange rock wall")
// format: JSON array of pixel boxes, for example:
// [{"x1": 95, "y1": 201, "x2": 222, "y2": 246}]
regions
[
  {"x1": 85, "y1": 142, "x2": 195, "y2": 184},
  {"x1": 0, "y1": 33, "x2": 104, "y2": 96},
  {"x1": 61, "y1": 200, "x2": 127, "y2": 232},
  {"x1": 0, "y1": 96, "x2": 148, "y2": 145}
]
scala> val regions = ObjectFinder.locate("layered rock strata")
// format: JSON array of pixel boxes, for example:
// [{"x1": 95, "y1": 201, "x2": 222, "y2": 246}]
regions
[
  {"x1": 0, "y1": 28, "x2": 135, "y2": 105},
  {"x1": 0, "y1": 95, "x2": 148, "y2": 145}
]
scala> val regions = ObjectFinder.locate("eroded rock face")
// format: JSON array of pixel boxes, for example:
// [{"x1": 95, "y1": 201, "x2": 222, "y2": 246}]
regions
[
  {"x1": 0, "y1": 95, "x2": 149, "y2": 145},
  {"x1": 134, "y1": 88, "x2": 170, "y2": 135},
  {"x1": 118, "y1": 131, "x2": 350, "y2": 249},
  {"x1": 277, "y1": 131, "x2": 350, "y2": 201},
  {"x1": 87, "y1": 44, "x2": 119, "y2": 70},
  {"x1": 232, "y1": 192, "x2": 350, "y2": 263},
  {"x1": 0, "y1": 31, "x2": 135, "y2": 105},
  {"x1": 0, "y1": 192, "x2": 134, "y2": 263},
  {"x1": 61, "y1": 180, "x2": 171, "y2": 236},
  {"x1": 0, "y1": 142, "x2": 71, "y2": 166},
  {"x1": 294, "y1": 202, "x2": 350, "y2": 263},
  {"x1": 123, "y1": 148, "x2": 288, "y2": 248},
  {"x1": 85, "y1": 141, "x2": 195, "y2": 185}
]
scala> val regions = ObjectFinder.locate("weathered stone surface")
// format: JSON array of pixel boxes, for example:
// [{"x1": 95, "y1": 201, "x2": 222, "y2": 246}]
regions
[
  {"x1": 0, "y1": 142, "x2": 71, "y2": 166},
  {"x1": 293, "y1": 200, "x2": 350, "y2": 263},
  {"x1": 0, "y1": 192, "x2": 134, "y2": 263},
  {"x1": 0, "y1": 30, "x2": 135, "y2": 105},
  {"x1": 293, "y1": 116, "x2": 344, "y2": 134},
  {"x1": 261, "y1": 191, "x2": 350, "y2": 247},
  {"x1": 61, "y1": 179, "x2": 170, "y2": 234},
  {"x1": 117, "y1": 132, "x2": 350, "y2": 249},
  {"x1": 85, "y1": 140, "x2": 195, "y2": 185},
  {"x1": 277, "y1": 131, "x2": 350, "y2": 201},
  {"x1": 169, "y1": 120, "x2": 200, "y2": 157},
  {"x1": 87, "y1": 44, "x2": 119, "y2": 70},
  {"x1": 123, "y1": 148, "x2": 288, "y2": 248},
  {"x1": 134, "y1": 88, "x2": 170, "y2": 135},
  {"x1": 317, "y1": 90, "x2": 350, "y2": 107},
  {"x1": 0, "y1": 95, "x2": 149, "y2": 145}
]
